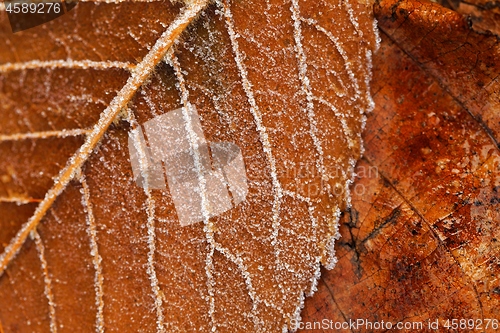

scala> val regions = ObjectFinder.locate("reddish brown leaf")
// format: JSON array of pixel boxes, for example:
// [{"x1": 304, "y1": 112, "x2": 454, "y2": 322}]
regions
[
  {"x1": 300, "y1": 0, "x2": 500, "y2": 331},
  {"x1": 439, "y1": 0, "x2": 500, "y2": 37}
]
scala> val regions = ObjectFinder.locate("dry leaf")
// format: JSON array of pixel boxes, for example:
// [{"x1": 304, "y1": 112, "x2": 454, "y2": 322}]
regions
[
  {"x1": 439, "y1": 0, "x2": 500, "y2": 37},
  {"x1": 300, "y1": 0, "x2": 500, "y2": 330},
  {"x1": 0, "y1": 0, "x2": 378, "y2": 332}
]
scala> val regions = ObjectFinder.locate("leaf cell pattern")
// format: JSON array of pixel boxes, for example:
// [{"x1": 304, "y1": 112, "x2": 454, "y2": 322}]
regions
[{"x1": 0, "y1": 0, "x2": 378, "y2": 332}]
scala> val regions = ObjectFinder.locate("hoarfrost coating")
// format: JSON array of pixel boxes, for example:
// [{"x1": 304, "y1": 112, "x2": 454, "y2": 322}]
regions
[{"x1": 0, "y1": 0, "x2": 379, "y2": 331}]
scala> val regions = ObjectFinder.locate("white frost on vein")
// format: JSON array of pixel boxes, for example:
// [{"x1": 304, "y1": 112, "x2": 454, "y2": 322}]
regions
[
  {"x1": 0, "y1": 129, "x2": 90, "y2": 142},
  {"x1": 31, "y1": 230, "x2": 58, "y2": 333},
  {"x1": 219, "y1": 0, "x2": 283, "y2": 267},
  {"x1": 127, "y1": 109, "x2": 166, "y2": 333},
  {"x1": 170, "y1": 52, "x2": 218, "y2": 332},
  {"x1": 290, "y1": 2, "x2": 342, "y2": 326},
  {"x1": 80, "y1": 175, "x2": 105, "y2": 333},
  {"x1": 300, "y1": 17, "x2": 362, "y2": 103},
  {"x1": 343, "y1": 0, "x2": 362, "y2": 37},
  {"x1": 171, "y1": 47, "x2": 287, "y2": 332},
  {"x1": 180, "y1": 83, "x2": 290, "y2": 329},
  {"x1": 219, "y1": 0, "x2": 303, "y2": 328},
  {"x1": 313, "y1": 96, "x2": 355, "y2": 149},
  {"x1": 0, "y1": 60, "x2": 135, "y2": 73},
  {"x1": 290, "y1": 0, "x2": 327, "y2": 183}
]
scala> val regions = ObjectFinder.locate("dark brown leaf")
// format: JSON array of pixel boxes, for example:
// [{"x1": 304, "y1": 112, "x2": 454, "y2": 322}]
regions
[{"x1": 300, "y1": 0, "x2": 500, "y2": 331}]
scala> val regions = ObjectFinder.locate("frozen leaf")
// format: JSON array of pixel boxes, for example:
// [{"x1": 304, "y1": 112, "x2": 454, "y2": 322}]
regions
[{"x1": 0, "y1": 0, "x2": 378, "y2": 332}]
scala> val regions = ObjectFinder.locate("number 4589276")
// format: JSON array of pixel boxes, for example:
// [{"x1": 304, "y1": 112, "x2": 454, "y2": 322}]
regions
[
  {"x1": 5, "y1": 2, "x2": 61, "y2": 14},
  {"x1": 443, "y1": 318, "x2": 499, "y2": 330}
]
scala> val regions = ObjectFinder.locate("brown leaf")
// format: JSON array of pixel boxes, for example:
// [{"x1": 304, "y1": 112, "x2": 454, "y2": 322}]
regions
[
  {"x1": 439, "y1": 0, "x2": 500, "y2": 37},
  {"x1": 0, "y1": 0, "x2": 378, "y2": 332},
  {"x1": 300, "y1": 0, "x2": 500, "y2": 331}
]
